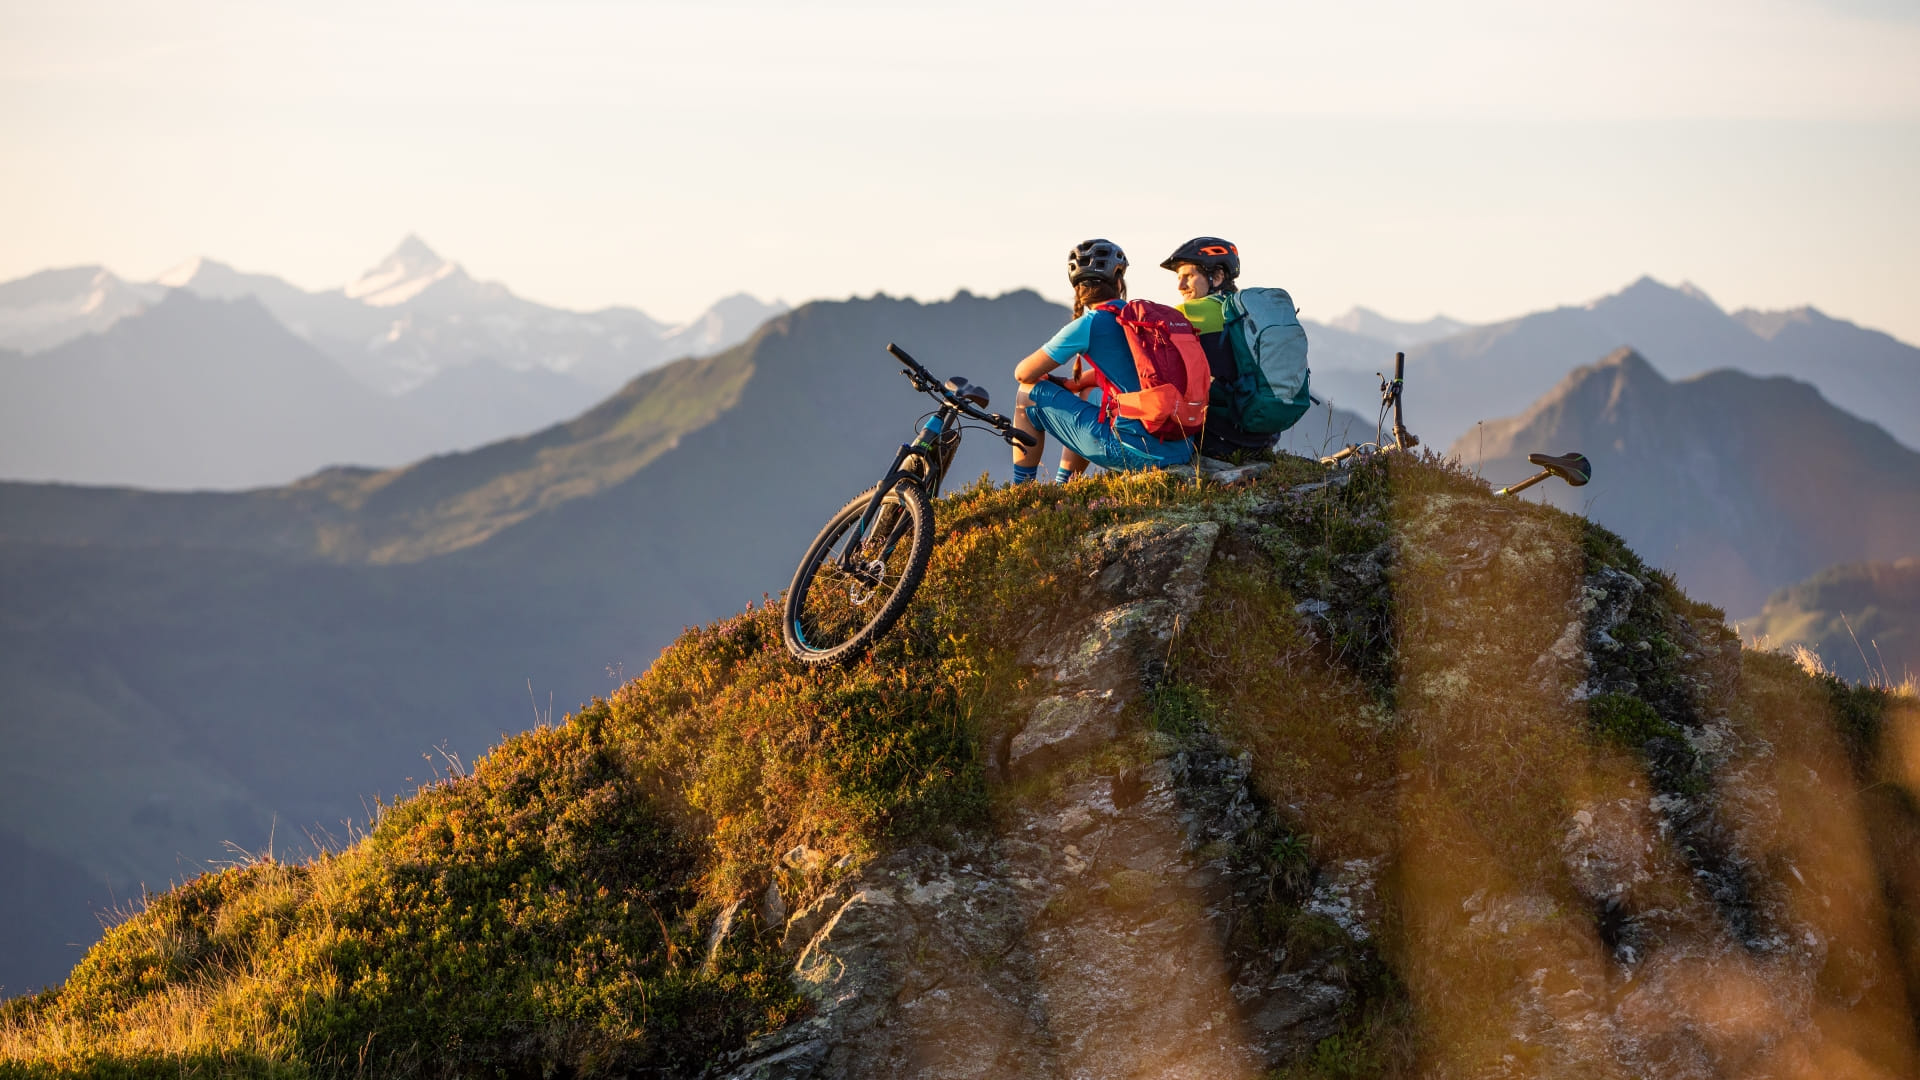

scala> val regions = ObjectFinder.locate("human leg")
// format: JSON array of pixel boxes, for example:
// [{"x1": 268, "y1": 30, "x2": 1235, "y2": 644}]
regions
[
  {"x1": 1025, "y1": 382, "x2": 1197, "y2": 473},
  {"x1": 1024, "y1": 381, "x2": 1129, "y2": 470},
  {"x1": 1057, "y1": 385, "x2": 1091, "y2": 479},
  {"x1": 1012, "y1": 382, "x2": 1047, "y2": 483}
]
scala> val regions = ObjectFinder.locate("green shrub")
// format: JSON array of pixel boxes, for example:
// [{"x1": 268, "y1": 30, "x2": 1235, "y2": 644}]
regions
[{"x1": 1587, "y1": 692, "x2": 1680, "y2": 747}]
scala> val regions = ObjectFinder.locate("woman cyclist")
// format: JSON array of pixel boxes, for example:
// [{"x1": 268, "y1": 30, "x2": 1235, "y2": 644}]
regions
[{"x1": 1010, "y1": 239, "x2": 1196, "y2": 483}]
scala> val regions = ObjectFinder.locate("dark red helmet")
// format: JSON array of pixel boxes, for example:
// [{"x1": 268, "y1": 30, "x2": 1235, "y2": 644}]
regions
[
  {"x1": 1068, "y1": 238, "x2": 1128, "y2": 286},
  {"x1": 1160, "y1": 236, "x2": 1240, "y2": 280}
]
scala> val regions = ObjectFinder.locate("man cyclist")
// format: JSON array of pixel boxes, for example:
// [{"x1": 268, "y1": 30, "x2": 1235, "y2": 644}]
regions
[
  {"x1": 1161, "y1": 237, "x2": 1283, "y2": 461},
  {"x1": 1009, "y1": 239, "x2": 1195, "y2": 483}
]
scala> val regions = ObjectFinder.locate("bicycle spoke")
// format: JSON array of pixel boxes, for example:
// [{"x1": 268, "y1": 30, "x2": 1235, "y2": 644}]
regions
[{"x1": 793, "y1": 496, "x2": 917, "y2": 652}]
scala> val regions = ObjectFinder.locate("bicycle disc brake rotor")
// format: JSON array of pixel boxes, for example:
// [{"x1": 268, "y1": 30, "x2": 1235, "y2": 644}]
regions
[
  {"x1": 845, "y1": 554, "x2": 889, "y2": 605},
  {"x1": 841, "y1": 505, "x2": 903, "y2": 604}
]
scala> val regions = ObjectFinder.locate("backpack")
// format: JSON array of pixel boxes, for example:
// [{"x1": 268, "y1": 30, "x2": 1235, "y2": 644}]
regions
[
  {"x1": 1085, "y1": 300, "x2": 1212, "y2": 441},
  {"x1": 1222, "y1": 288, "x2": 1313, "y2": 435}
]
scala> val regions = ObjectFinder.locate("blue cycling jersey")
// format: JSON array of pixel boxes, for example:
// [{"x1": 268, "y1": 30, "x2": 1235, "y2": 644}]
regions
[
  {"x1": 1040, "y1": 308, "x2": 1145, "y2": 396},
  {"x1": 1033, "y1": 306, "x2": 1188, "y2": 466}
]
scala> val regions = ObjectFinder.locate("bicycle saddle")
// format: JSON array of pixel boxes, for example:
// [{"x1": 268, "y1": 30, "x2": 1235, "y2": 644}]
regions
[
  {"x1": 945, "y1": 376, "x2": 990, "y2": 409},
  {"x1": 1527, "y1": 451, "x2": 1592, "y2": 487}
]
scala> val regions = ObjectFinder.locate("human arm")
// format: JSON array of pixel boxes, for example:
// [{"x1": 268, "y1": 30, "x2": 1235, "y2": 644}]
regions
[
  {"x1": 1017, "y1": 312, "x2": 1099, "y2": 385},
  {"x1": 1014, "y1": 347, "x2": 1061, "y2": 385}
]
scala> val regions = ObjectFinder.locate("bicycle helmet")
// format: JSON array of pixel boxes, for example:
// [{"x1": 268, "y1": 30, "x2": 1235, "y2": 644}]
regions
[
  {"x1": 1068, "y1": 239, "x2": 1128, "y2": 286},
  {"x1": 1159, "y1": 236, "x2": 1240, "y2": 280}
]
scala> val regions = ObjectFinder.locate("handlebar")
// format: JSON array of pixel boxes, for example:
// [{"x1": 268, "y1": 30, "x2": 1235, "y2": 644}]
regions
[
  {"x1": 1389, "y1": 351, "x2": 1417, "y2": 450},
  {"x1": 887, "y1": 342, "x2": 1035, "y2": 446}
]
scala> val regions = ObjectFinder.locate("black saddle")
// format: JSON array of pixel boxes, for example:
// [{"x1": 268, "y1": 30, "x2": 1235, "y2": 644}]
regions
[{"x1": 1527, "y1": 451, "x2": 1592, "y2": 487}]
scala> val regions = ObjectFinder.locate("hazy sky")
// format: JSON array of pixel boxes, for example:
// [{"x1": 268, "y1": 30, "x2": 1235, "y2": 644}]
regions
[{"x1": 4, "y1": 0, "x2": 1918, "y2": 341}]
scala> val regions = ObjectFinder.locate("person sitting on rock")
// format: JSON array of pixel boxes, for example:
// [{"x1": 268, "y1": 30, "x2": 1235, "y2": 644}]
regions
[
  {"x1": 1010, "y1": 239, "x2": 1196, "y2": 483},
  {"x1": 1161, "y1": 236, "x2": 1283, "y2": 462}
]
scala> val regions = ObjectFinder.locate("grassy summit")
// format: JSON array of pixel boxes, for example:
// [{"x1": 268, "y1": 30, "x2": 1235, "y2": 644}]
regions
[{"x1": 4, "y1": 455, "x2": 1916, "y2": 1078}]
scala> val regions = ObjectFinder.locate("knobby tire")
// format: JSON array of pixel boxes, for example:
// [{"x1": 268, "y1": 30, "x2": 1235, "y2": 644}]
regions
[{"x1": 782, "y1": 479, "x2": 935, "y2": 666}]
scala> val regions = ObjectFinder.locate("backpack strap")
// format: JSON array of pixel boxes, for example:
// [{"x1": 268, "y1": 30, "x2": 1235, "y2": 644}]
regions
[{"x1": 1082, "y1": 301, "x2": 1128, "y2": 427}]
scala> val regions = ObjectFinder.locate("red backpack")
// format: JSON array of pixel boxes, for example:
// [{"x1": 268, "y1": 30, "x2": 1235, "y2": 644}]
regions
[{"x1": 1083, "y1": 300, "x2": 1212, "y2": 441}]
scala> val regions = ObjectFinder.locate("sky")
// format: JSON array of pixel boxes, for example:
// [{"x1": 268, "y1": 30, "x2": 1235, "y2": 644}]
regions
[{"x1": 3, "y1": 0, "x2": 1919, "y2": 341}]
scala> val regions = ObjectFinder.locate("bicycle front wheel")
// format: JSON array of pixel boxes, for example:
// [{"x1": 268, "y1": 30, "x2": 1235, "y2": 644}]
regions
[{"x1": 782, "y1": 479, "x2": 935, "y2": 666}]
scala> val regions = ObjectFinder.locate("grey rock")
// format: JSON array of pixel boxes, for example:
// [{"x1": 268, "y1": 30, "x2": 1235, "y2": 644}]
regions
[
  {"x1": 1198, "y1": 457, "x2": 1273, "y2": 485},
  {"x1": 725, "y1": 508, "x2": 1358, "y2": 1078},
  {"x1": 703, "y1": 898, "x2": 744, "y2": 974},
  {"x1": 722, "y1": 1037, "x2": 831, "y2": 1080},
  {"x1": 1049, "y1": 600, "x2": 1177, "y2": 687},
  {"x1": 784, "y1": 845, "x2": 828, "y2": 874},
  {"x1": 1008, "y1": 693, "x2": 1116, "y2": 776},
  {"x1": 762, "y1": 880, "x2": 787, "y2": 927},
  {"x1": 1088, "y1": 519, "x2": 1221, "y2": 610},
  {"x1": 781, "y1": 888, "x2": 848, "y2": 955}
]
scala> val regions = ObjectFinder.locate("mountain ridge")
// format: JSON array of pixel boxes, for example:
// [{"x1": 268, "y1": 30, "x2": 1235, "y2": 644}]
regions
[
  {"x1": 1311, "y1": 276, "x2": 1920, "y2": 457},
  {"x1": 1450, "y1": 346, "x2": 1920, "y2": 617},
  {"x1": 5, "y1": 452, "x2": 1915, "y2": 1078},
  {"x1": 1743, "y1": 557, "x2": 1920, "y2": 685},
  {"x1": 0, "y1": 238, "x2": 790, "y2": 488},
  {"x1": 0, "y1": 289, "x2": 1067, "y2": 993}
]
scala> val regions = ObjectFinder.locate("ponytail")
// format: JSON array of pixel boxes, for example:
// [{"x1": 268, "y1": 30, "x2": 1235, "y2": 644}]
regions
[{"x1": 1071, "y1": 268, "x2": 1127, "y2": 318}]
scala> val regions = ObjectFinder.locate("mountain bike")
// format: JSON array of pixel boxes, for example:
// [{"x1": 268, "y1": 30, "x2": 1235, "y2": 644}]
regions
[
  {"x1": 782, "y1": 344, "x2": 1037, "y2": 665},
  {"x1": 1317, "y1": 350, "x2": 1592, "y2": 494}
]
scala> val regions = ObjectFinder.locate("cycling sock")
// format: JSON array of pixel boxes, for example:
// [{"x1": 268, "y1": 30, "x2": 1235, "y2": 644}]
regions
[
  {"x1": 1053, "y1": 466, "x2": 1075, "y2": 484},
  {"x1": 1012, "y1": 463, "x2": 1039, "y2": 485}
]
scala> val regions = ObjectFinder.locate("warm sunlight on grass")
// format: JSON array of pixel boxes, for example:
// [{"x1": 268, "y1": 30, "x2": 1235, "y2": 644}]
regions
[{"x1": 6, "y1": 454, "x2": 1916, "y2": 1078}]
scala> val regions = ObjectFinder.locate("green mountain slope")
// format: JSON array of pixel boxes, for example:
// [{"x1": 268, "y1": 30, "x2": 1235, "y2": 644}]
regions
[
  {"x1": 4, "y1": 457, "x2": 1915, "y2": 1079},
  {"x1": 0, "y1": 290, "x2": 1066, "y2": 996},
  {"x1": 1744, "y1": 558, "x2": 1920, "y2": 685},
  {"x1": 0, "y1": 340, "x2": 754, "y2": 563}
]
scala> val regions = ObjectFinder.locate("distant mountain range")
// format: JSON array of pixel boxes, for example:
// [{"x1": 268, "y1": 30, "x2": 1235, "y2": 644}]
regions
[
  {"x1": 1320, "y1": 306, "x2": 1475, "y2": 347},
  {"x1": 5, "y1": 253, "x2": 1913, "y2": 491},
  {"x1": 3, "y1": 270, "x2": 1917, "y2": 993},
  {"x1": 0, "y1": 237, "x2": 785, "y2": 487},
  {"x1": 1742, "y1": 558, "x2": 1918, "y2": 686},
  {"x1": 1452, "y1": 348, "x2": 1920, "y2": 618},
  {"x1": 0, "y1": 289, "x2": 1067, "y2": 994},
  {"x1": 1305, "y1": 277, "x2": 1920, "y2": 456}
]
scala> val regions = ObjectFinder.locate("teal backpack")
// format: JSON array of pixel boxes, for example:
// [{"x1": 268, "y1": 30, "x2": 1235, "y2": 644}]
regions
[{"x1": 1222, "y1": 288, "x2": 1313, "y2": 435}]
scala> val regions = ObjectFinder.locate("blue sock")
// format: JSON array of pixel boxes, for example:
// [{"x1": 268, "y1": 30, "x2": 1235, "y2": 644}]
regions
[
  {"x1": 1012, "y1": 463, "x2": 1039, "y2": 485},
  {"x1": 1054, "y1": 466, "x2": 1075, "y2": 484}
]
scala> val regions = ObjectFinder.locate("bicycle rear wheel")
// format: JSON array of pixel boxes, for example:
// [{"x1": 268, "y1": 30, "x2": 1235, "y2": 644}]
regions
[{"x1": 782, "y1": 479, "x2": 935, "y2": 666}]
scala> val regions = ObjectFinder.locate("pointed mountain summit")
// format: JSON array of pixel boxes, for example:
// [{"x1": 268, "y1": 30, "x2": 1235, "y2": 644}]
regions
[
  {"x1": 1348, "y1": 273, "x2": 1920, "y2": 454},
  {"x1": 659, "y1": 292, "x2": 791, "y2": 356},
  {"x1": 1453, "y1": 347, "x2": 1920, "y2": 616},
  {"x1": 344, "y1": 234, "x2": 462, "y2": 306},
  {"x1": 1589, "y1": 275, "x2": 1723, "y2": 315},
  {"x1": 1322, "y1": 306, "x2": 1475, "y2": 347},
  {"x1": 153, "y1": 255, "x2": 211, "y2": 288},
  {"x1": 0, "y1": 266, "x2": 159, "y2": 352}
]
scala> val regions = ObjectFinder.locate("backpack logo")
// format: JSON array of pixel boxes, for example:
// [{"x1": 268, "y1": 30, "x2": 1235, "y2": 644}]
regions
[{"x1": 1086, "y1": 300, "x2": 1212, "y2": 441}]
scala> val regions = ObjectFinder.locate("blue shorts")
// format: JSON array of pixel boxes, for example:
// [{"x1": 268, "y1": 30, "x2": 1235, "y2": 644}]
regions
[{"x1": 1024, "y1": 379, "x2": 1194, "y2": 472}]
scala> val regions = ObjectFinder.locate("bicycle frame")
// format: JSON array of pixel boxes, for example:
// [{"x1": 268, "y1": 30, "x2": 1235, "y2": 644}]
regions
[
  {"x1": 828, "y1": 342, "x2": 1032, "y2": 578},
  {"x1": 838, "y1": 402, "x2": 962, "y2": 573}
]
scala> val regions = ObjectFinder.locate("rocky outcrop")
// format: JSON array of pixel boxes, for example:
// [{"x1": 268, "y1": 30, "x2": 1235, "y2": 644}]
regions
[
  {"x1": 721, "y1": 474, "x2": 1916, "y2": 1080},
  {"x1": 720, "y1": 513, "x2": 1358, "y2": 1079}
]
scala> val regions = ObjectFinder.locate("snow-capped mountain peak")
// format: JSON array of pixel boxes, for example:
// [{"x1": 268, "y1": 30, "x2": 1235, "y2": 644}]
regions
[
  {"x1": 345, "y1": 235, "x2": 459, "y2": 307},
  {"x1": 156, "y1": 256, "x2": 207, "y2": 288}
]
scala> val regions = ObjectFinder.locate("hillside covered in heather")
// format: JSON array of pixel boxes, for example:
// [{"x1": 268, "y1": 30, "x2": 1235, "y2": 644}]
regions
[{"x1": 4, "y1": 455, "x2": 1916, "y2": 1079}]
